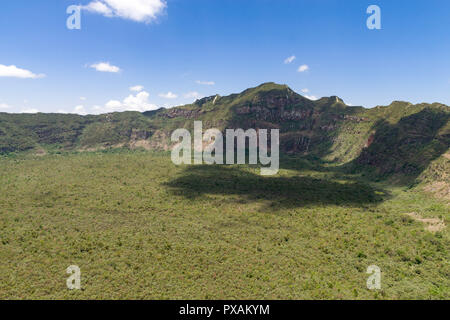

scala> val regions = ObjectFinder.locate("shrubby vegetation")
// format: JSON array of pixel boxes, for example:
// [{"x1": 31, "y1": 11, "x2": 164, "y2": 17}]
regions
[
  {"x1": 0, "y1": 151, "x2": 448, "y2": 299},
  {"x1": 0, "y1": 83, "x2": 448, "y2": 299}
]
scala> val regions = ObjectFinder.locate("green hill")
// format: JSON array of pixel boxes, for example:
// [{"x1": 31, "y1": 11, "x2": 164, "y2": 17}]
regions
[{"x1": 1, "y1": 82, "x2": 449, "y2": 186}]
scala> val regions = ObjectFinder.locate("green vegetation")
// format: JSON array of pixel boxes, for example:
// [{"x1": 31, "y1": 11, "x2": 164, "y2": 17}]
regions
[
  {"x1": 0, "y1": 112, "x2": 154, "y2": 153},
  {"x1": 0, "y1": 151, "x2": 448, "y2": 299},
  {"x1": 1, "y1": 83, "x2": 448, "y2": 183},
  {"x1": 0, "y1": 83, "x2": 448, "y2": 299}
]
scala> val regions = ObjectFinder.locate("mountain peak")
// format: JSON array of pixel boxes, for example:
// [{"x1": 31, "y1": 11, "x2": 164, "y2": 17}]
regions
[
  {"x1": 194, "y1": 94, "x2": 220, "y2": 107},
  {"x1": 259, "y1": 82, "x2": 289, "y2": 89},
  {"x1": 239, "y1": 82, "x2": 291, "y2": 95},
  {"x1": 329, "y1": 96, "x2": 344, "y2": 104},
  {"x1": 316, "y1": 95, "x2": 346, "y2": 106}
]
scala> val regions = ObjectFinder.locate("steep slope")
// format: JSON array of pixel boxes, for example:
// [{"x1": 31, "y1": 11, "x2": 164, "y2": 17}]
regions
[
  {"x1": 418, "y1": 150, "x2": 450, "y2": 202},
  {"x1": 354, "y1": 105, "x2": 450, "y2": 178},
  {"x1": 144, "y1": 82, "x2": 372, "y2": 156},
  {"x1": 0, "y1": 113, "x2": 93, "y2": 153},
  {"x1": 0, "y1": 82, "x2": 449, "y2": 187},
  {"x1": 0, "y1": 112, "x2": 156, "y2": 153}
]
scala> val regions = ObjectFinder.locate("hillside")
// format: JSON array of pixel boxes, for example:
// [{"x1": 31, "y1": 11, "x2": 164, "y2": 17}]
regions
[
  {"x1": 0, "y1": 83, "x2": 449, "y2": 299},
  {"x1": 1, "y1": 83, "x2": 449, "y2": 185}
]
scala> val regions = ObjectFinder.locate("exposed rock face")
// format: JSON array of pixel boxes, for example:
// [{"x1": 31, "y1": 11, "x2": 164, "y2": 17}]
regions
[
  {"x1": 163, "y1": 108, "x2": 203, "y2": 119},
  {"x1": 365, "y1": 134, "x2": 375, "y2": 148},
  {"x1": 282, "y1": 135, "x2": 312, "y2": 154},
  {"x1": 128, "y1": 129, "x2": 151, "y2": 150},
  {"x1": 194, "y1": 95, "x2": 219, "y2": 107},
  {"x1": 235, "y1": 105, "x2": 314, "y2": 122},
  {"x1": 147, "y1": 130, "x2": 172, "y2": 151},
  {"x1": 233, "y1": 88, "x2": 315, "y2": 121},
  {"x1": 146, "y1": 83, "x2": 449, "y2": 176},
  {"x1": 344, "y1": 115, "x2": 369, "y2": 122},
  {"x1": 130, "y1": 128, "x2": 149, "y2": 141}
]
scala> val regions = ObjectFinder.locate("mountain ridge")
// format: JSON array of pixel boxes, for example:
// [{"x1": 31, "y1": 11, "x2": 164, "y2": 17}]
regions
[{"x1": 1, "y1": 82, "x2": 449, "y2": 191}]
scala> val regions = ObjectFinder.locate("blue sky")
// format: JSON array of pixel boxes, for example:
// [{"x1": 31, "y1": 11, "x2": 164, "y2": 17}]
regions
[{"x1": 0, "y1": 0, "x2": 450, "y2": 114}]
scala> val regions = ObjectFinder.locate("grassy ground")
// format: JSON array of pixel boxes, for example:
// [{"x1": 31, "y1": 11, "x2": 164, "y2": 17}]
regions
[{"x1": 0, "y1": 151, "x2": 448, "y2": 299}]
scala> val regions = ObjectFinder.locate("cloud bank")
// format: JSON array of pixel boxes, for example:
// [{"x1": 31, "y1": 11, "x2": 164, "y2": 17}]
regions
[{"x1": 93, "y1": 86, "x2": 158, "y2": 113}]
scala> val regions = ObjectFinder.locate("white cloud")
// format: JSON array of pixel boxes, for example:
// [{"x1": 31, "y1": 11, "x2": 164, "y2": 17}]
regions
[
  {"x1": 0, "y1": 64, "x2": 45, "y2": 79},
  {"x1": 21, "y1": 108, "x2": 39, "y2": 113},
  {"x1": 90, "y1": 62, "x2": 121, "y2": 73},
  {"x1": 74, "y1": 105, "x2": 88, "y2": 115},
  {"x1": 105, "y1": 100, "x2": 123, "y2": 110},
  {"x1": 184, "y1": 91, "x2": 202, "y2": 99},
  {"x1": 94, "y1": 90, "x2": 158, "y2": 114},
  {"x1": 301, "y1": 88, "x2": 318, "y2": 100},
  {"x1": 123, "y1": 91, "x2": 157, "y2": 110},
  {"x1": 57, "y1": 109, "x2": 69, "y2": 114},
  {"x1": 130, "y1": 85, "x2": 144, "y2": 92},
  {"x1": 298, "y1": 64, "x2": 309, "y2": 72},
  {"x1": 83, "y1": 0, "x2": 166, "y2": 23},
  {"x1": 158, "y1": 91, "x2": 177, "y2": 99},
  {"x1": 84, "y1": 1, "x2": 113, "y2": 16},
  {"x1": 0, "y1": 103, "x2": 11, "y2": 109},
  {"x1": 92, "y1": 105, "x2": 104, "y2": 112},
  {"x1": 80, "y1": 97, "x2": 87, "y2": 101},
  {"x1": 196, "y1": 80, "x2": 215, "y2": 86},
  {"x1": 284, "y1": 55, "x2": 296, "y2": 64}
]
